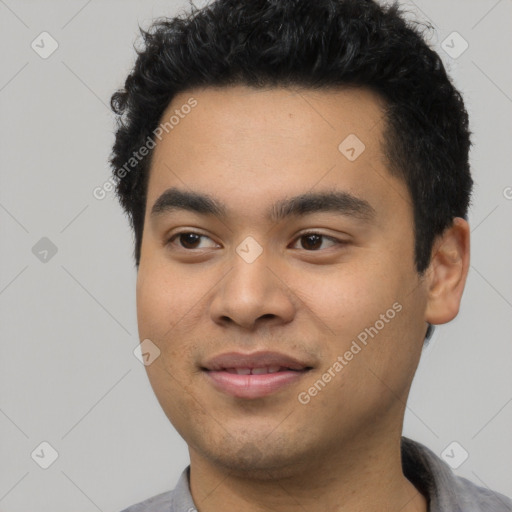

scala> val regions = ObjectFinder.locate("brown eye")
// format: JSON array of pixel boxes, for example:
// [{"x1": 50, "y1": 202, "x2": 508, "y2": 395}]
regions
[
  {"x1": 178, "y1": 233, "x2": 202, "y2": 249},
  {"x1": 166, "y1": 231, "x2": 218, "y2": 250},
  {"x1": 301, "y1": 234, "x2": 323, "y2": 250},
  {"x1": 292, "y1": 232, "x2": 341, "y2": 251}
]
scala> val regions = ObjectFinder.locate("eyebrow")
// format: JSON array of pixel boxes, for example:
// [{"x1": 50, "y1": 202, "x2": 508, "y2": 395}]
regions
[{"x1": 150, "y1": 187, "x2": 376, "y2": 224}]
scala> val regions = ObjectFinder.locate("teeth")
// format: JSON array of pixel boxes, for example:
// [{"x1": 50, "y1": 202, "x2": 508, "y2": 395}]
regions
[
  {"x1": 225, "y1": 367, "x2": 285, "y2": 375},
  {"x1": 233, "y1": 368, "x2": 251, "y2": 375},
  {"x1": 251, "y1": 367, "x2": 269, "y2": 375}
]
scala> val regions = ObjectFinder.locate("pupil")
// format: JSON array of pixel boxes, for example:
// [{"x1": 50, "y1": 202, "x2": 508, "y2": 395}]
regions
[
  {"x1": 303, "y1": 234, "x2": 321, "y2": 250},
  {"x1": 181, "y1": 233, "x2": 200, "y2": 248}
]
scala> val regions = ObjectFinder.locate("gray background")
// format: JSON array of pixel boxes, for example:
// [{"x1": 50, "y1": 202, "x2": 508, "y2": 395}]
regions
[{"x1": 0, "y1": 0, "x2": 511, "y2": 511}]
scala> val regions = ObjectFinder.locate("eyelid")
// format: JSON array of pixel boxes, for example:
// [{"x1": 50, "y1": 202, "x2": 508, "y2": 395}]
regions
[
  {"x1": 166, "y1": 229, "x2": 219, "y2": 249},
  {"x1": 289, "y1": 231, "x2": 347, "y2": 250}
]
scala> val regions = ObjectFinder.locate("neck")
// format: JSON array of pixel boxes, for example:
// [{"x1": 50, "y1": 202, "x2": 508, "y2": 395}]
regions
[{"x1": 188, "y1": 432, "x2": 427, "y2": 512}]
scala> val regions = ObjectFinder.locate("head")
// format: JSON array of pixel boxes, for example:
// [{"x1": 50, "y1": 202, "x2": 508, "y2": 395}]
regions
[{"x1": 109, "y1": 0, "x2": 472, "y2": 479}]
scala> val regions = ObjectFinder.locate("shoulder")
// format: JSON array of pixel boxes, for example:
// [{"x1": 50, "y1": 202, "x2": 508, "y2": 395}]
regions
[
  {"x1": 402, "y1": 437, "x2": 512, "y2": 512},
  {"x1": 119, "y1": 489, "x2": 174, "y2": 512},
  {"x1": 452, "y1": 474, "x2": 512, "y2": 511},
  {"x1": 118, "y1": 466, "x2": 193, "y2": 512}
]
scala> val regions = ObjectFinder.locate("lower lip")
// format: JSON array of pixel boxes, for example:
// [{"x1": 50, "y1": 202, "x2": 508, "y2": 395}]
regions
[{"x1": 204, "y1": 370, "x2": 308, "y2": 399}]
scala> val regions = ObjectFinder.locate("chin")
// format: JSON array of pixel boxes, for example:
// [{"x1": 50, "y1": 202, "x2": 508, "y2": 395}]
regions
[{"x1": 192, "y1": 432, "x2": 314, "y2": 481}]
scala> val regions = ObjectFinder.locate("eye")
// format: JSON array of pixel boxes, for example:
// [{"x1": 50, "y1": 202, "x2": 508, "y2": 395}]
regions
[
  {"x1": 290, "y1": 232, "x2": 345, "y2": 251},
  {"x1": 166, "y1": 231, "x2": 347, "y2": 252},
  {"x1": 166, "y1": 231, "x2": 218, "y2": 250}
]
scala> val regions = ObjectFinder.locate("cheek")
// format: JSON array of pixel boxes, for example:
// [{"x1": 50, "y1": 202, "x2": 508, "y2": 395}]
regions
[
  {"x1": 295, "y1": 263, "x2": 397, "y2": 338},
  {"x1": 136, "y1": 262, "x2": 192, "y2": 338},
  {"x1": 136, "y1": 270, "x2": 168, "y2": 340},
  {"x1": 136, "y1": 266, "x2": 202, "y2": 421},
  {"x1": 135, "y1": 262, "x2": 212, "y2": 370}
]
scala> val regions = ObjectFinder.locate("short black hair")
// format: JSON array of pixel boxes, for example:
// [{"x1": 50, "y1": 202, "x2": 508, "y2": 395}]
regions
[{"x1": 109, "y1": 0, "x2": 473, "y2": 285}]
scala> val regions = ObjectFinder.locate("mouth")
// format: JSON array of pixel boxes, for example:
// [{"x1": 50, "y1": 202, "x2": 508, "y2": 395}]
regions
[
  {"x1": 201, "y1": 351, "x2": 313, "y2": 399},
  {"x1": 222, "y1": 366, "x2": 303, "y2": 374}
]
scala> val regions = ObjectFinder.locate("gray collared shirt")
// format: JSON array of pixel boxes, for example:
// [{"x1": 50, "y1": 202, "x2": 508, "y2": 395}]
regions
[{"x1": 120, "y1": 437, "x2": 512, "y2": 511}]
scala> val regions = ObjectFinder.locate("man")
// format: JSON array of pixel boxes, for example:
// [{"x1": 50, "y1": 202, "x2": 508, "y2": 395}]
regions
[{"x1": 109, "y1": 0, "x2": 512, "y2": 510}]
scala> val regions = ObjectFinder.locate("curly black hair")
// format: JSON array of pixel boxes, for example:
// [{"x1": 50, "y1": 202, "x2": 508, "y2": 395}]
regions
[{"x1": 109, "y1": 0, "x2": 472, "y2": 298}]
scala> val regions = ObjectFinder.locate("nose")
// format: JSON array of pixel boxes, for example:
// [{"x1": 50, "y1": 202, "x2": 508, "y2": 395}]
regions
[{"x1": 209, "y1": 250, "x2": 296, "y2": 331}]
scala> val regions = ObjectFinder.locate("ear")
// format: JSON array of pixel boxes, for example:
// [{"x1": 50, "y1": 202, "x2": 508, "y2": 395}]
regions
[{"x1": 424, "y1": 217, "x2": 470, "y2": 325}]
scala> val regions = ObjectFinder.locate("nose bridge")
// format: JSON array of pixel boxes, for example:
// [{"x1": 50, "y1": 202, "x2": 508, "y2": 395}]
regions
[
  {"x1": 210, "y1": 239, "x2": 295, "y2": 329},
  {"x1": 230, "y1": 253, "x2": 270, "y2": 300}
]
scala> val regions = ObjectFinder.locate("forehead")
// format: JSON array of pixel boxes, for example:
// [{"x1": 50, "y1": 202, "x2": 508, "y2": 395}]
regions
[
  {"x1": 159, "y1": 84, "x2": 387, "y2": 148},
  {"x1": 146, "y1": 85, "x2": 410, "y2": 226}
]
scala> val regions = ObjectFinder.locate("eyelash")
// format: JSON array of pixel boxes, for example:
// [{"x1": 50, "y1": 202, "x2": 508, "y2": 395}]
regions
[{"x1": 166, "y1": 231, "x2": 346, "y2": 252}]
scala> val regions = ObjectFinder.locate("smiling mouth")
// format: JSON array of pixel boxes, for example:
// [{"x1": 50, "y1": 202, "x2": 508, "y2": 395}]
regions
[
  {"x1": 202, "y1": 366, "x2": 312, "y2": 399},
  {"x1": 200, "y1": 350, "x2": 314, "y2": 399}
]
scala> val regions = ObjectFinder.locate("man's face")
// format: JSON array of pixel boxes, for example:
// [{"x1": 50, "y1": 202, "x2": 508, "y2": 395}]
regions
[{"x1": 136, "y1": 85, "x2": 430, "y2": 476}]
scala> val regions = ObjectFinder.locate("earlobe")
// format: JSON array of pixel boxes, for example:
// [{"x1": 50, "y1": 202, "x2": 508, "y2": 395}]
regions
[{"x1": 424, "y1": 217, "x2": 470, "y2": 326}]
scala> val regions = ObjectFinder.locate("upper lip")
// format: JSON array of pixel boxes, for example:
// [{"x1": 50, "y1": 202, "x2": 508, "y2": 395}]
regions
[{"x1": 202, "y1": 351, "x2": 313, "y2": 371}]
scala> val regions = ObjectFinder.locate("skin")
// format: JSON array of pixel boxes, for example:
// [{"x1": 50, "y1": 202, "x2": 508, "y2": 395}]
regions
[{"x1": 136, "y1": 85, "x2": 470, "y2": 512}]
